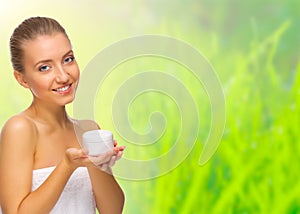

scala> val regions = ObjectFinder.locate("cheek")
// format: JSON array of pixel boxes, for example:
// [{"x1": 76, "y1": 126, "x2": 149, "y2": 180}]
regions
[
  {"x1": 27, "y1": 76, "x2": 52, "y2": 95},
  {"x1": 71, "y1": 64, "x2": 80, "y2": 81}
]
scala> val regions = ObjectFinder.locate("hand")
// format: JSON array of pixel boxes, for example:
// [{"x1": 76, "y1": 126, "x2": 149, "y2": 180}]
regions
[
  {"x1": 88, "y1": 140, "x2": 125, "y2": 171},
  {"x1": 113, "y1": 140, "x2": 125, "y2": 162},
  {"x1": 63, "y1": 148, "x2": 91, "y2": 170}
]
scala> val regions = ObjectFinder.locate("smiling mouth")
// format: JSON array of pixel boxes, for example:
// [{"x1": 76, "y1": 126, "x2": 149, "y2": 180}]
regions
[{"x1": 53, "y1": 83, "x2": 72, "y2": 93}]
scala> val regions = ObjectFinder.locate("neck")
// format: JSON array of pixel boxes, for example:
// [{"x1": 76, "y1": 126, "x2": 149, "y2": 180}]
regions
[{"x1": 26, "y1": 99, "x2": 72, "y2": 129}]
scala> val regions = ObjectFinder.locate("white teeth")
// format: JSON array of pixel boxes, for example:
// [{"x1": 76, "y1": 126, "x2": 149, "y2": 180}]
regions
[{"x1": 56, "y1": 85, "x2": 70, "y2": 92}]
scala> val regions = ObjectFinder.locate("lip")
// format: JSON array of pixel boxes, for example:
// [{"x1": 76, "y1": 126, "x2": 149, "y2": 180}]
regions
[{"x1": 52, "y1": 83, "x2": 73, "y2": 95}]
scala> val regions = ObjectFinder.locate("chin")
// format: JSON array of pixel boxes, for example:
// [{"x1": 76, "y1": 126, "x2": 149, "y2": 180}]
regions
[
  {"x1": 64, "y1": 97, "x2": 75, "y2": 105},
  {"x1": 58, "y1": 95, "x2": 75, "y2": 106},
  {"x1": 63, "y1": 100, "x2": 73, "y2": 106}
]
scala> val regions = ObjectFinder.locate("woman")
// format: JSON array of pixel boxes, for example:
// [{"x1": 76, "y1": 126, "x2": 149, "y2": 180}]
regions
[{"x1": 0, "y1": 17, "x2": 125, "y2": 214}]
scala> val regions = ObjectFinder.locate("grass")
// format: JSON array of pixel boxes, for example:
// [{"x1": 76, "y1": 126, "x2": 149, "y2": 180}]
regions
[{"x1": 91, "y1": 18, "x2": 299, "y2": 213}]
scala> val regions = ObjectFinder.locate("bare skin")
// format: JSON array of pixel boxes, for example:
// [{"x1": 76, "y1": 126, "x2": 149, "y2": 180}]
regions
[{"x1": 0, "y1": 33, "x2": 124, "y2": 214}]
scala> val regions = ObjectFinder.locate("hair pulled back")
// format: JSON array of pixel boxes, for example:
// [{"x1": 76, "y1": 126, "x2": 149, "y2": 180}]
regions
[{"x1": 10, "y1": 16, "x2": 69, "y2": 72}]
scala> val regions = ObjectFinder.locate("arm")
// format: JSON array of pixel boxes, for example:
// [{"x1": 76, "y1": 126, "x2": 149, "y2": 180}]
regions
[
  {"x1": 0, "y1": 116, "x2": 89, "y2": 214},
  {"x1": 88, "y1": 164, "x2": 125, "y2": 214},
  {"x1": 78, "y1": 120, "x2": 125, "y2": 213}
]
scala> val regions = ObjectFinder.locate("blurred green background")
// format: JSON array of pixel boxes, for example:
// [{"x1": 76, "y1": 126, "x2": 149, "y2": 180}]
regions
[{"x1": 0, "y1": 0, "x2": 299, "y2": 213}]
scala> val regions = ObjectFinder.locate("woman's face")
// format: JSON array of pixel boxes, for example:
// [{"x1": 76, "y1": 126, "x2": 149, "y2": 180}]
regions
[{"x1": 19, "y1": 33, "x2": 80, "y2": 106}]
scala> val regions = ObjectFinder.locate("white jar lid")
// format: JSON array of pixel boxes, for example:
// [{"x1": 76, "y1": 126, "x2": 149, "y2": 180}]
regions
[{"x1": 82, "y1": 130, "x2": 113, "y2": 143}]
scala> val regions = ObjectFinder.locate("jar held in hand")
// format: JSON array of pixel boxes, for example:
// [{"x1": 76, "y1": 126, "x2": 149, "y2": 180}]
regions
[{"x1": 82, "y1": 130, "x2": 114, "y2": 156}]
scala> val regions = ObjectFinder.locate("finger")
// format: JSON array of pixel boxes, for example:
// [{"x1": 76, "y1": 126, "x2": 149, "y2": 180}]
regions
[
  {"x1": 116, "y1": 151, "x2": 123, "y2": 161},
  {"x1": 81, "y1": 148, "x2": 89, "y2": 156},
  {"x1": 66, "y1": 148, "x2": 86, "y2": 160},
  {"x1": 78, "y1": 157, "x2": 92, "y2": 166},
  {"x1": 66, "y1": 148, "x2": 78, "y2": 155},
  {"x1": 114, "y1": 140, "x2": 117, "y2": 147},
  {"x1": 77, "y1": 149, "x2": 89, "y2": 159},
  {"x1": 99, "y1": 163, "x2": 108, "y2": 171},
  {"x1": 118, "y1": 146, "x2": 126, "y2": 151},
  {"x1": 88, "y1": 150, "x2": 114, "y2": 165},
  {"x1": 113, "y1": 146, "x2": 125, "y2": 154},
  {"x1": 108, "y1": 156, "x2": 116, "y2": 167}
]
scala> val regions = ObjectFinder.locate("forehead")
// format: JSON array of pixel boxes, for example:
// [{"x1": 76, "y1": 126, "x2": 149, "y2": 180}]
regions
[{"x1": 22, "y1": 33, "x2": 71, "y2": 65}]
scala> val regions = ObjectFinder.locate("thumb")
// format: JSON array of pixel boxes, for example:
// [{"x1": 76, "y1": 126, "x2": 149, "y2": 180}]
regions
[{"x1": 66, "y1": 148, "x2": 86, "y2": 160}]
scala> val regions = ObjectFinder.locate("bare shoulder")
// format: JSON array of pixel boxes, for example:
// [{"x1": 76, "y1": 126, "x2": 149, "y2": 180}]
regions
[
  {"x1": 0, "y1": 114, "x2": 37, "y2": 149},
  {"x1": 0, "y1": 115, "x2": 38, "y2": 212},
  {"x1": 1, "y1": 114, "x2": 38, "y2": 137}
]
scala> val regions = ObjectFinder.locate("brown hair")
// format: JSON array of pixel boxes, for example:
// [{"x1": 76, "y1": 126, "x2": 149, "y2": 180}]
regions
[{"x1": 9, "y1": 16, "x2": 70, "y2": 73}]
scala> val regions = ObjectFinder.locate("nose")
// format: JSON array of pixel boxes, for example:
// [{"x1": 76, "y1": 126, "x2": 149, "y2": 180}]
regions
[{"x1": 55, "y1": 65, "x2": 69, "y2": 83}]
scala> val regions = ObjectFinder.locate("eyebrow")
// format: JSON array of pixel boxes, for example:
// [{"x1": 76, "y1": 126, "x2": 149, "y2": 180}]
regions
[{"x1": 34, "y1": 50, "x2": 74, "y2": 67}]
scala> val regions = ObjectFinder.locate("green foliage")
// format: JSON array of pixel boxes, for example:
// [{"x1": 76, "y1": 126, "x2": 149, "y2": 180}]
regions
[{"x1": 113, "y1": 2, "x2": 300, "y2": 213}]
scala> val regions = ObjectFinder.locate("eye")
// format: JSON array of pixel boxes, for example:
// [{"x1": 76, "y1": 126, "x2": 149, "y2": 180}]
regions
[
  {"x1": 39, "y1": 65, "x2": 50, "y2": 72},
  {"x1": 64, "y1": 56, "x2": 75, "y2": 64}
]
